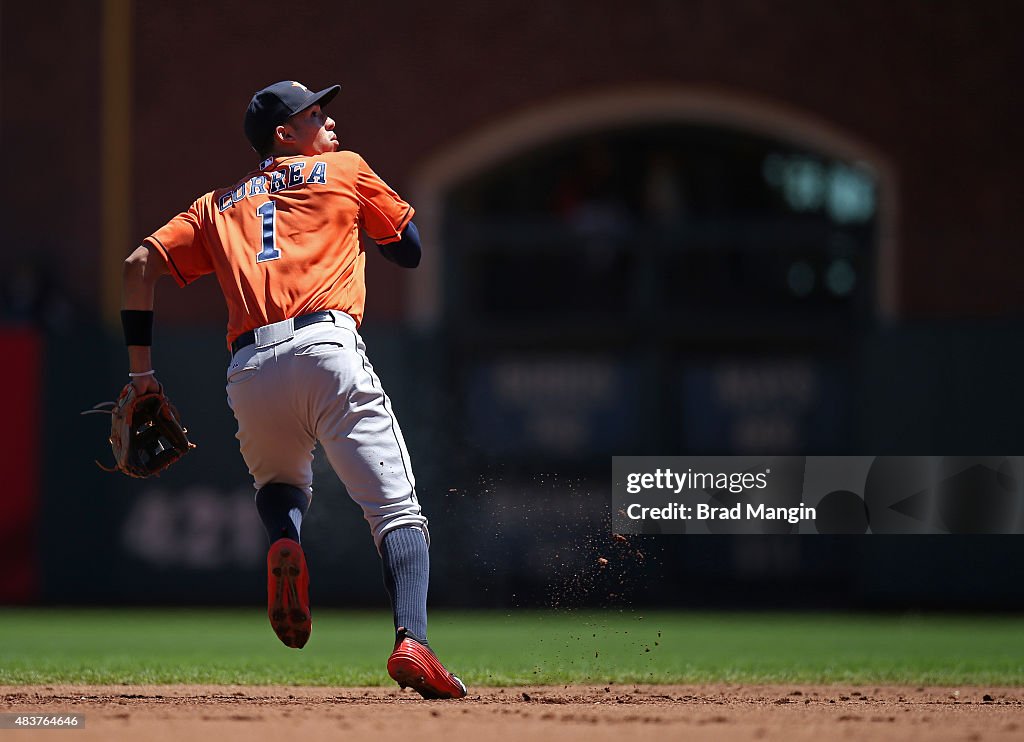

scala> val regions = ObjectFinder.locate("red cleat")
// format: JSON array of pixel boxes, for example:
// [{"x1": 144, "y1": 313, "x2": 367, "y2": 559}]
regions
[
  {"x1": 387, "y1": 628, "x2": 468, "y2": 699},
  {"x1": 267, "y1": 538, "x2": 311, "y2": 648}
]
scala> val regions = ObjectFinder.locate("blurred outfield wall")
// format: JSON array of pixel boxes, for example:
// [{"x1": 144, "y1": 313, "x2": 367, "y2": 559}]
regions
[{"x1": 21, "y1": 319, "x2": 1023, "y2": 609}]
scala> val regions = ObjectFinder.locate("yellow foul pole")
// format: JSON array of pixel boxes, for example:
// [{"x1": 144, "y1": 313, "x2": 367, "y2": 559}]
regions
[{"x1": 101, "y1": 0, "x2": 132, "y2": 328}]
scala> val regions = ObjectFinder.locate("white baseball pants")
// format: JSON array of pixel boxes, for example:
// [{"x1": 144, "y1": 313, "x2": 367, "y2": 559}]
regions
[{"x1": 225, "y1": 310, "x2": 427, "y2": 550}]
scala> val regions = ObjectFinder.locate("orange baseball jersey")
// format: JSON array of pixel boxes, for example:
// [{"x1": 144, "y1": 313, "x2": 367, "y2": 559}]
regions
[{"x1": 144, "y1": 150, "x2": 413, "y2": 347}]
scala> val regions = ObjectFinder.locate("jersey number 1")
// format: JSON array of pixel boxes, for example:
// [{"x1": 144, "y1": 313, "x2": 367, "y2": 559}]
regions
[{"x1": 256, "y1": 201, "x2": 280, "y2": 263}]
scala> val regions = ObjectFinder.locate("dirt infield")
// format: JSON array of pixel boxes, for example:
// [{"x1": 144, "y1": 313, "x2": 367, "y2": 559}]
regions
[{"x1": 2, "y1": 684, "x2": 1022, "y2": 741}]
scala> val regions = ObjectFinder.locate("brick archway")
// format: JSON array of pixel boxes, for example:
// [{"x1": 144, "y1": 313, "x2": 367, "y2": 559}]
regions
[{"x1": 408, "y1": 86, "x2": 897, "y2": 328}]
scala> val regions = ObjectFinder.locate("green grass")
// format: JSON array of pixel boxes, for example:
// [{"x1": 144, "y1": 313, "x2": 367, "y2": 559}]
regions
[{"x1": 0, "y1": 609, "x2": 1022, "y2": 686}]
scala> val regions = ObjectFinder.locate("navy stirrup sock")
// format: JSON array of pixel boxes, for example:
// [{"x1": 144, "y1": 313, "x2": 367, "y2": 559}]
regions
[
  {"x1": 255, "y1": 483, "x2": 309, "y2": 544},
  {"x1": 380, "y1": 527, "x2": 430, "y2": 642}
]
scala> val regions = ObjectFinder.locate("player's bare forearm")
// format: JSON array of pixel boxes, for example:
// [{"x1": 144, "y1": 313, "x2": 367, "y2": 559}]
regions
[
  {"x1": 122, "y1": 244, "x2": 169, "y2": 310},
  {"x1": 122, "y1": 245, "x2": 169, "y2": 392}
]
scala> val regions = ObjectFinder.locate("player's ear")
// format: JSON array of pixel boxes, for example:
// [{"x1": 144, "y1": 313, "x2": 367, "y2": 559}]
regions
[{"x1": 274, "y1": 124, "x2": 295, "y2": 145}]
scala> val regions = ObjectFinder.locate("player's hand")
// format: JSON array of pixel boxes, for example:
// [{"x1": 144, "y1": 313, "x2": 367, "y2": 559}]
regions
[{"x1": 131, "y1": 373, "x2": 162, "y2": 395}]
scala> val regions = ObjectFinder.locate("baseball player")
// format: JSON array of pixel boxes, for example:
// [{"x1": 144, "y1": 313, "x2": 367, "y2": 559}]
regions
[{"x1": 119, "y1": 80, "x2": 466, "y2": 699}]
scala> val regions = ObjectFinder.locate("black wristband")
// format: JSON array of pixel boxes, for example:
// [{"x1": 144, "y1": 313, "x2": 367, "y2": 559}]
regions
[{"x1": 121, "y1": 309, "x2": 154, "y2": 346}]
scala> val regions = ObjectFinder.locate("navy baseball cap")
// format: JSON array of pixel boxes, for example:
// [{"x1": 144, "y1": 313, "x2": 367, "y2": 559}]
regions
[{"x1": 244, "y1": 80, "x2": 341, "y2": 153}]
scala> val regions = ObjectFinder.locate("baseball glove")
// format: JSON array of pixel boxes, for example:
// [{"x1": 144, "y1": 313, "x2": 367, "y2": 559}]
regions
[{"x1": 83, "y1": 383, "x2": 196, "y2": 478}]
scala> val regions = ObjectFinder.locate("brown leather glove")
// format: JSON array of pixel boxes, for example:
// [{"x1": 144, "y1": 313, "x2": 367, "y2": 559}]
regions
[{"x1": 85, "y1": 383, "x2": 196, "y2": 478}]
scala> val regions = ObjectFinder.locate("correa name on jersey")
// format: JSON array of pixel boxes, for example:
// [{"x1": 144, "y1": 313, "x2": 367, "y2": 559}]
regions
[{"x1": 217, "y1": 160, "x2": 329, "y2": 213}]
